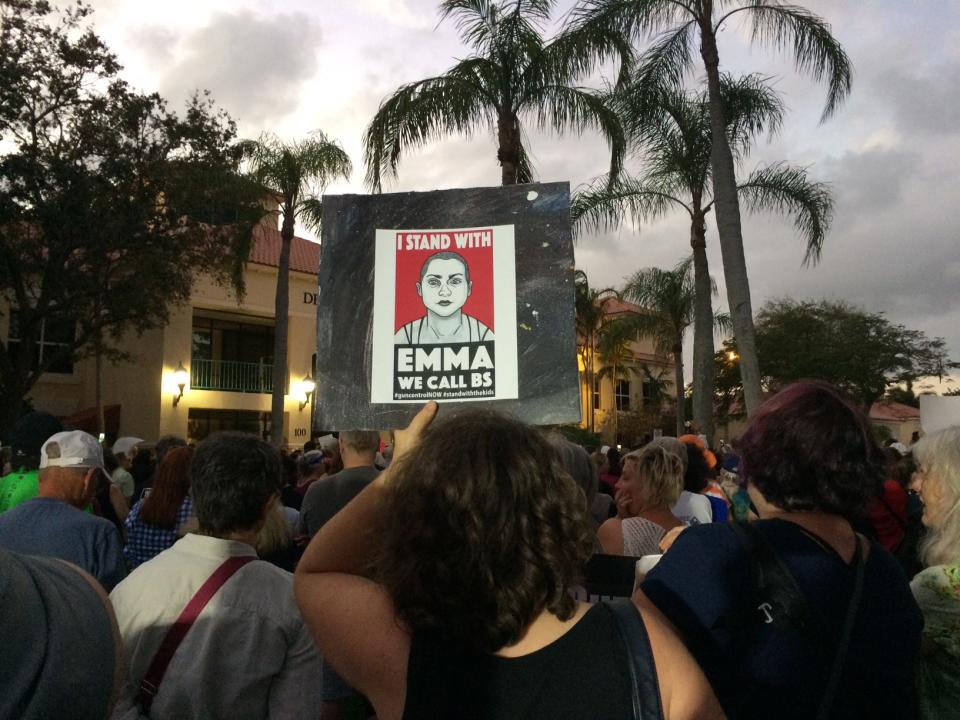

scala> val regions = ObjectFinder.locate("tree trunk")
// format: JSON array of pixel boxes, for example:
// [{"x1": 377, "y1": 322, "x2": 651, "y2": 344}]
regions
[
  {"x1": 611, "y1": 361, "x2": 619, "y2": 444},
  {"x1": 690, "y1": 209, "x2": 716, "y2": 445},
  {"x1": 674, "y1": 340, "x2": 685, "y2": 437},
  {"x1": 95, "y1": 336, "x2": 103, "y2": 438},
  {"x1": 497, "y1": 113, "x2": 520, "y2": 186},
  {"x1": 270, "y1": 204, "x2": 294, "y2": 447},
  {"x1": 700, "y1": 26, "x2": 763, "y2": 416}
]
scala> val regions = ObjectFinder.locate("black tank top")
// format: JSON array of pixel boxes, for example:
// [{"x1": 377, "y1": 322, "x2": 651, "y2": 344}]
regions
[{"x1": 402, "y1": 604, "x2": 634, "y2": 720}]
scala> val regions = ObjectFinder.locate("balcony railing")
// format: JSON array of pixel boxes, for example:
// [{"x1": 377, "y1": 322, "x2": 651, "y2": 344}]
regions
[{"x1": 191, "y1": 358, "x2": 275, "y2": 394}]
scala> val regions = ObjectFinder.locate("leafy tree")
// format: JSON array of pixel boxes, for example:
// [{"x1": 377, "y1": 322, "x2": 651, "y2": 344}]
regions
[
  {"x1": 944, "y1": 388, "x2": 960, "y2": 397},
  {"x1": 0, "y1": 1, "x2": 263, "y2": 433},
  {"x1": 568, "y1": 0, "x2": 853, "y2": 416},
  {"x1": 884, "y1": 385, "x2": 919, "y2": 408},
  {"x1": 240, "y1": 133, "x2": 352, "y2": 446},
  {"x1": 720, "y1": 299, "x2": 957, "y2": 408},
  {"x1": 574, "y1": 73, "x2": 831, "y2": 442},
  {"x1": 363, "y1": 0, "x2": 626, "y2": 189}
]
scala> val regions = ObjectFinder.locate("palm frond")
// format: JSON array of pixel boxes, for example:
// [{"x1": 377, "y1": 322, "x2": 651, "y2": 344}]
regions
[
  {"x1": 571, "y1": 174, "x2": 688, "y2": 235},
  {"x1": 713, "y1": 309, "x2": 732, "y2": 333},
  {"x1": 241, "y1": 132, "x2": 351, "y2": 209},
  {"x1": 525, "y1": 83, "x2": 625, "y2": 182},
  {"x1": 515, "y1": 137, "x2": 535, "y2": 184},
  {"x1": 298, "y1": 197, "x2": 324, "y2": 234},
  {"x1": 631, "y1": 21, "x2": 696, "y2": 92},
  {"x1": 737, "y1": 162, "x2": 833, "y2": 265},
  {"x1": 719, "y1": 2, "x2": 853, "y2": 122},
  {"x1": 439, "y1": 0, "x2": 497, "y2": 49},
  {"x1": 362, "y1": 61, "x2": 495, "y2": 191},
  {"x1": 544, "y1": 11, "x2": 635, "y2": 85},
  {"x1": 621, "y1": 255, "x2": 696, "y2": 346},
  {"x1": 567, "y1": 0, "x2": 693, "y2": 45},
  {"x1": 718, "y1": 72, "x2": 784, "y2": 157}
]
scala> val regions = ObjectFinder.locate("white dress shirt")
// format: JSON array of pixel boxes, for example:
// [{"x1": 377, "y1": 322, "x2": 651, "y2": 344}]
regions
[{"x1": 109, "y1": 533, "x2": 322, "y2": 719}]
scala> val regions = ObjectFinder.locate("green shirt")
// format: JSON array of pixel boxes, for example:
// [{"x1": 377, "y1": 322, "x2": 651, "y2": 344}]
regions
[{"x1": 0, "y1": 468, "x2": 39, "y2": 513}]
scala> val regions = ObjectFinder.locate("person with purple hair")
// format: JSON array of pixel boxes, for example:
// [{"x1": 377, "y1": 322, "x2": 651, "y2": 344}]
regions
[{"x1": 640, "y1": 381, "x2": 922, "y2": 719}]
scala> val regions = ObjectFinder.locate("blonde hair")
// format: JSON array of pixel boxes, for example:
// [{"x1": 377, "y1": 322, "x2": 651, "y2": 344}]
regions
[
  {"x1": 256, "y1": 498, "x2": 293, "y2": 558},
  {"x1": 915, "y1": 426, "x2": 960, "y2": 567},
  {"x1": 624, "y1": 441, "x2": 685, "y2": 508},
  {"x1": 590, "y1": 450, "x2": 609, "y2": 474}
]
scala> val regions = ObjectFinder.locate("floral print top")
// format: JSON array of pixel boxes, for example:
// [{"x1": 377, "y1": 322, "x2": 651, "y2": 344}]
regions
[{"x1": 911, "y1": 564, "x2": 960, "y2": 657}]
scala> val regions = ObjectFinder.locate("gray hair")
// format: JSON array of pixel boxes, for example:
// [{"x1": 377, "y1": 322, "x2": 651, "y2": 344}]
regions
[{"x1": 915, "y1": 426, "x2": 960, "y2": 566}]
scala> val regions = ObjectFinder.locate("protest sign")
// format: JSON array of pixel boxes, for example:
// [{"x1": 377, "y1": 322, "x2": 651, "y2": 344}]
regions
[
  {"x1": 315, "y1": 183, "x2": 579, "y2": 430},
  {"x1": 919, "y1": 395, "x2": 960, "y2": 434}
]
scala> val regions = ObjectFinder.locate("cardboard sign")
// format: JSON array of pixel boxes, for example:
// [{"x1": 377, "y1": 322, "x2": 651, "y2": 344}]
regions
[
  {"x1": 315, "y1": 183, "x2": 580, "y2": 430},
  {"x1": 919, "y1": 395, "x2": 960, "y2": 434}
]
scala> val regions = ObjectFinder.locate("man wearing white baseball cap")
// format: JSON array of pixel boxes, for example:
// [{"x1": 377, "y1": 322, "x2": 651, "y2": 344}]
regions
[{"x1": 0, "y1": 430, "x2": 126, "y2": 590}]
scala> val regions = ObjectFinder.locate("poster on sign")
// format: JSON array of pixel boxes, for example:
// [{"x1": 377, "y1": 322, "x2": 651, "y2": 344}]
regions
[
  {"x1": 370, "y1": 226, "x2": 518, "y2": 403},
  {"x1": 315, "y1": 182, "x2": 580, "y2": 430}
]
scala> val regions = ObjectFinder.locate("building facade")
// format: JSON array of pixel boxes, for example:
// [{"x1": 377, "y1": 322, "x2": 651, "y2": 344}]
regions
[
  {"x1": 3, "y1": 224, "x2": 321, "y2": 448},
  {"x1": 579, "y1": 298, "x2": 677, "y2": 447}
]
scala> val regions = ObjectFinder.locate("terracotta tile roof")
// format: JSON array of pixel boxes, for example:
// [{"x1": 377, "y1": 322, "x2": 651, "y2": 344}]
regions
[
  {"x1": 247, "y1": 224, "x2": 320, "y2": 275},
  {"x1": 869, "y1": 400, "x2": 920, "y2": 422},
  {"x1": 600, "y1": 297, "x2": 644, "y2": 315}
]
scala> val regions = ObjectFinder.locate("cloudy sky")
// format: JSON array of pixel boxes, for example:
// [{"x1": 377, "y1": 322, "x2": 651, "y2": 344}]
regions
[{"x1": 87, "y1": 0, "x2": 960, "y2": 388}]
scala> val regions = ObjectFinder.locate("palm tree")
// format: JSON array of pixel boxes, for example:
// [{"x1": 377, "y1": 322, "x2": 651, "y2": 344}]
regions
[
  {"x1": 363, "y1": 0, "x2": 626, "y2": 189},
  {"x1": 573, "y1": 73, "x2": 832, "y2": 443},
  {"x1": 568, "y1": 0, "x2": 852, "y2": 416},
  {"x1": 241, "y1": 132, "x2": 352, "y2": 446},
  {"x1": 619, "y1": 255, "x2": 724, "y2": 436},
  {"x1": 574, "y1": 269, "x2": 615, "y2": 433},
  {"x1": 595, "y1": 316, "x2": 641, "y2": 441}
]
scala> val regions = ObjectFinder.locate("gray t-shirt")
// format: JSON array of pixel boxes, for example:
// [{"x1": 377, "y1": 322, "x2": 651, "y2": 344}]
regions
[
  {"x1": 0, "y1": 497, "x2": 127, "y2": 590},
  {"x1": 0, "y1": 548, "x2": 116, "y2": 720},
  {"x1": 299, "y1": 466, "x2": 380, "y2": 537}
]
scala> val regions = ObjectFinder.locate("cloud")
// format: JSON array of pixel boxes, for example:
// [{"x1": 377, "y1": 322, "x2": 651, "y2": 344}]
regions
[
  {"x1": 869, "y1": 63, "x2": 960, "y2": 138},
  {"x1": 156, "y1": 11, "x2": 321, "y2": 128}
]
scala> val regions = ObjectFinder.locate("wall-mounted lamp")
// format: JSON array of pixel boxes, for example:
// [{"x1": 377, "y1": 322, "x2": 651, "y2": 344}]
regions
[
  {"x1": 299, "y1": 374, "x2": 316, "y2": 412},
  {"x1": 172, "y1": 361, "x2": 189, "y2": 407}
]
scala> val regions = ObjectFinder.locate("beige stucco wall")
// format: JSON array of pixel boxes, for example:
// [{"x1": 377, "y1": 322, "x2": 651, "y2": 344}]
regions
[
  {"x1": 578, "y1": 331, "x2": 676, "y2": 444},
  {"x1": 16, "y1": 262, "x2": 320, "y2": 449}
]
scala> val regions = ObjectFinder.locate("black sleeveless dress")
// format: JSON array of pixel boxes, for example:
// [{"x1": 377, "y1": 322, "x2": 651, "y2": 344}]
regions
[{"x1": 402, "y1": 604, "x2": 636, "y2": 720}]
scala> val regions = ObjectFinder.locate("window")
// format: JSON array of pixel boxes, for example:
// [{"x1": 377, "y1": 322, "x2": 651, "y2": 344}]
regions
[
  {"x1": 593, "y1": 377, "x2": 601, "y2": 410},
  {"x1": 642, "y1": 378, "x2": 654, "y2": 402},
  {"x1": 187, "y1": 409, "x2": 272, "y2": 443},
  {"x1": 191, "y1": 311, "x2": 274, "y2": 365},
  {"x1": 190, "y1": 310, "x2": 278, "y2": 393},
  {"x1": 6, "y1": 312, "x2": 75, "y2": 374},
  {"x1": 616, "y1": 379, "x2": 630, "y2": 411}
]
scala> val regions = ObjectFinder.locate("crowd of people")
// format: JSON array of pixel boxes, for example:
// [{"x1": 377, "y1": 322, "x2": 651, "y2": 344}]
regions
[{"x1": 1, "y1": 379, "x2": 958, "y2": 719}]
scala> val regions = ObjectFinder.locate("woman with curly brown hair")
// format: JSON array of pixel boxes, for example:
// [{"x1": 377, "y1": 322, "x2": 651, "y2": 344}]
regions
[
  {"x1": 641, "y1": 381, "x2": 923, "y2": 719},
  {"x1": 295, "y1": 403, "x2": 721, "y2": 720}
]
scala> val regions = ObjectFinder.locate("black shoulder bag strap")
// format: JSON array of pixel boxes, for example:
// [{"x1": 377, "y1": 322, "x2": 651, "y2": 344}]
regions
[
  {"x1": 816, "y1": 534, "x2": 866, "y2": 720},
  {"x1": 605, "y1": 599, "x2": 665, "y2": 720},
  {"x1": 731, "y1": 521, "x2": 817, "y2": 639},
  {"x1": 732, "y1": 522, "x2": 867, "y2": 720}
]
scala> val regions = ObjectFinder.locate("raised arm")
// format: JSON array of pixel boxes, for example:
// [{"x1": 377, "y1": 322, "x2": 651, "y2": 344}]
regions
[{"x1": 293, "y1": 402, "x2": 438, "y2": 720}]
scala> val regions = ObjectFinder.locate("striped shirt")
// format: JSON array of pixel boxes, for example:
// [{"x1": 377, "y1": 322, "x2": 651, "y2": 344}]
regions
[{"x1": 395, "y1": 314, "x2": 493, "y2": 345}]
